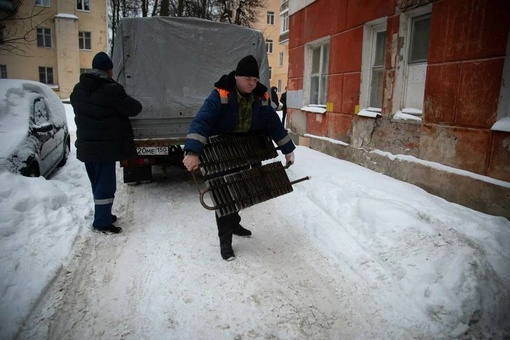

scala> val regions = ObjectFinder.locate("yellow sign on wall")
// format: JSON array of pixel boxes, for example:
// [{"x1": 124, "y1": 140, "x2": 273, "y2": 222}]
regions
[{"x1": 326, "y1": 102, "x2": 333, "y2": 111}]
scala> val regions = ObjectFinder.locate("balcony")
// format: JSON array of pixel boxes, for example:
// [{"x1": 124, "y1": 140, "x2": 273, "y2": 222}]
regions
[
  {"x1": 279, "y1": 31, "x2": 289, "y2": 44},
  {"x1": 280, "y1": 0, "x2": 288, "y2": 13}
]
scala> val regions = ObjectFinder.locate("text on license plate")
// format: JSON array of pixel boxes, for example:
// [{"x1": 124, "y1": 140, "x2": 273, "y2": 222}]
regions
[{"x1": 136, "y1": 147, "x2": 169, "y2": 155}]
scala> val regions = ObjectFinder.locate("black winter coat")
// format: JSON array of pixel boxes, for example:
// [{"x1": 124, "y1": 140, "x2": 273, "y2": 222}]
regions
[{"x1": 70, "y1": 70, "x2": 142, "y2": 162}]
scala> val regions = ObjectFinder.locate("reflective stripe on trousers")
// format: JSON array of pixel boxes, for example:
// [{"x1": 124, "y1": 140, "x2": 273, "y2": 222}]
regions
[{"x1": 85, "y1": 161, "x2": 116, "y2": 228}]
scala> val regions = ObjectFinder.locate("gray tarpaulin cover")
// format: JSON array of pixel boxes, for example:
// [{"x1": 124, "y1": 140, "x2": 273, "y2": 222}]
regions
[{"x1": 112, "y1": 17, "x2": 269, "y2": 139}]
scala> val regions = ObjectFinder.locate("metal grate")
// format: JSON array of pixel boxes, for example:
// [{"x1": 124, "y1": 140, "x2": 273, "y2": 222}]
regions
[
  {"x1": 199, "y1": 133, "x2": 278, "y2": 176},
  {"x1": 197, "y1": 133, "x2": 310, "y2": 217}
]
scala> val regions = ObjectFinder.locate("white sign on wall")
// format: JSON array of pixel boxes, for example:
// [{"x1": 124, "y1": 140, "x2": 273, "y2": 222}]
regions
[{"x1": 289, "y1": 0, "x2": 316, "y2": 15}]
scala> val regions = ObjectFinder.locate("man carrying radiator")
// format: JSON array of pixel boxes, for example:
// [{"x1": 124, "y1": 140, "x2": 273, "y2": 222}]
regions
[{"x1": 183, "y1": 55, "x2": 296, "y2": 261}]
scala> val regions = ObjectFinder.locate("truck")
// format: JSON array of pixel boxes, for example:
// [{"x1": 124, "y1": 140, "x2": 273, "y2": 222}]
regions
[{"x1": 112, "y1": 16, "x2": 270, "y2": 183}]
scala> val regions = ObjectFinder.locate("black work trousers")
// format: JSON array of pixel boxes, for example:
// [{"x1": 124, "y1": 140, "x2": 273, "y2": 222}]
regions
[{"x1": 216, "y1": 212, "x2": 241, "y2": 239}]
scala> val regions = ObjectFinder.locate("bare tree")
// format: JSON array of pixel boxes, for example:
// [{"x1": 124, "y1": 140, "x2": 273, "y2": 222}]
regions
[
  {"x1": 108, "y1": 0, "x2": 265, "y2": 52},
  {"x1": 109, "y1": 0, "x2": 140, "y2": 54},
  {"x1": 0, "y1": 0, "x2": 55, "y2": 55},
  {"x1": 231, "y1": 0, "x2": 265, "y2": 27}
]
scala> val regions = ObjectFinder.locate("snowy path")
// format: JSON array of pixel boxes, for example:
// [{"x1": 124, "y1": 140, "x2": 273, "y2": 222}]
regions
[{"x1": 19, "y1": 167, "x2": 385, "y2": 339}]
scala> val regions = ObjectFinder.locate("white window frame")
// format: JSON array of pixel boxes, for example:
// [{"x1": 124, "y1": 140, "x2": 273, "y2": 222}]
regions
[
  {"x1": 77, "y1": 0, "x2": 90, "y2": 11},
  {"x1": 492, "y1": 29, "x2": 510, "y2": 132},
  {"x1": 278, "y1": 52, "x2": 284, "y2": 67},
  {"x1": 267, "y1": 11, "x2": 274, "y2": 25},
  {"x1": 35, "y1": 0, "x2": 50, "y2": 7},
  {"x1": 303, "y1": 37, "x2": 329, "y2": 107},
  {"x1": 78, "y1": 31, "x2": 91, "y2": 50},
  {"x1": 281, "y1": 10, "x2": 289, "y2": 34},
  {"x1": 359, "y1": 18, "x2": 387, "y2": 117},
  {"x1": 266, "y1": 39, "x2": 273, "y2": 54},
  {"x1": 268, "y1": 66, "x2": 272, "y2": 80},
  {"x1": 392, "y1": 5, "x2": 432, "y2": 120},
  {"x1": 277, "y1": 80, "x2": 282, "y2": 93},
  {"x1": 36, "y1": 27, "x2": 52, "y2": 48}
]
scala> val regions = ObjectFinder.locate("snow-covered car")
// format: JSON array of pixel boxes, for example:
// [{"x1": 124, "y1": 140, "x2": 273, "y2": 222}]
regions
[{"x1": 0, "y1": 79, "x2": 70, "y2": 178}]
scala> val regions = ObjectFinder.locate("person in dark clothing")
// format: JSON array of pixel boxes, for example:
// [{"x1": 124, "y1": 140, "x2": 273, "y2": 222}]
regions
[
  {"x1": 280, "y1": 87, "x2": 287, "y2": 127},
  {"x1": 183, "y1": 55, "x2": 296, "y2": 261},
  {"x1": 70, "y1": 52, "x2": 142, "y2": 234},
  {"x1": 270, "y1": 86, "x2": 279, "y2": 110}
]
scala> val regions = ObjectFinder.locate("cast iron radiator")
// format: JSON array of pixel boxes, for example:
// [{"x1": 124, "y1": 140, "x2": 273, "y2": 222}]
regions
[{"x1": 198, "y1": 133, "x2": 310, "y2": 217}]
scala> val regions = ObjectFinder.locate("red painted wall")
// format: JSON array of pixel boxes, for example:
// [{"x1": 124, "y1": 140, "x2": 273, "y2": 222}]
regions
[{"x1": 288, "y1": 0, "x2": 510, "y2": 181}]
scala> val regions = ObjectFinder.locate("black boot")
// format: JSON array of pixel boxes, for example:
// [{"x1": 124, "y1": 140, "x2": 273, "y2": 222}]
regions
[
  {"x1": 219, "y1": 232, "x2": 235, "y2": 261},
  {"x1": 232, "y1": 224, "x2": 252, "y2": 237},
  {"x1": 217, "y1": 214, "x2": 236, "y2": 261},
  {"x1": 93, "y1": 224, "x2": 122, "y2": 234}
]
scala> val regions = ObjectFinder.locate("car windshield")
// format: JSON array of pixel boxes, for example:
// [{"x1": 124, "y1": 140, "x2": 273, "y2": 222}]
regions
[{"x1": 0, "y1": 81, "x2": 32, "y2": 161}]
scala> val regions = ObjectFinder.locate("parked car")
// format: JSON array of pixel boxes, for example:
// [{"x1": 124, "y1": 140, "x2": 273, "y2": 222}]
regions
[{"x1": 0, "y1": 79, "x2": 70, "y2": 178}]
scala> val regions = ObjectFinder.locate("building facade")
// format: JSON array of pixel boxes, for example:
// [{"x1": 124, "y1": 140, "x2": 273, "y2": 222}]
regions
[
  {"x1": 286, "y1": 0, "x2": 510, "y2": 217},
  {"x1": 253, "y1": 0, "x2": 289, "y2": 97},
  {"x1": 0, "y1": 0, "x2": 108, "y2": 98}
]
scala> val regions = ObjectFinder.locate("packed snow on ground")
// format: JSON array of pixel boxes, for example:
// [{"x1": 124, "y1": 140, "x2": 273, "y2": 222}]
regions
[{"x1": 0, "y1": 104, "x2": 509, "y2": 339}]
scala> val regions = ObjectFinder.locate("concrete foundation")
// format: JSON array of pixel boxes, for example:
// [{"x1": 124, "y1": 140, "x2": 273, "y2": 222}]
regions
[{"x1": 290, "y1": 132, "x2": 510, "y2": 220}]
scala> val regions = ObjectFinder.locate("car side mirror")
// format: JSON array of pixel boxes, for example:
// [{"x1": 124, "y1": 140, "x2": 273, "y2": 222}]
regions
[{"x1": 33, "y1": 122, "x2": 52, "y2": 132}]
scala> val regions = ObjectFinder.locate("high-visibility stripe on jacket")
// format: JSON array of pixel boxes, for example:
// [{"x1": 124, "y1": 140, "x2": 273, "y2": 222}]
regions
[
  {"x1": 217, "y1": 88, "x2": 229, "y2": 104},
  {"x1": 215, "y1": 88, "x2": 269, "y2": 106}
]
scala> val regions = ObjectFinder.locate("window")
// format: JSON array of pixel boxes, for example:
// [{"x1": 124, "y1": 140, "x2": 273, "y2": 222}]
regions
[
  {"x1": 277, "y1": 80, "x2": 282, "y2": 93},
  {"x1": 493, "y1": 29, "x2": 510, "y2": 132},
  {"x1": 266, "y1": 39, "x2": 273, "y2": 54},
  {"x1": 370, "y1": 30, "x2": 386, "y2": 109},
  {"x1": 269, "y1": 66, "x2": 272, "y2": 80},
  {"x1": 35, "y1": 0, "x2": 50, "y2": 6},
  {"x1": 39, "y1": 67, "x2": 54, "y2": 84},
  {"x1": 33, "y1": 98, "x2": 49, "y2": 126},
  {"x1": 37, "y1": 28, "x2": 51, "y2": 48},
  {"x1": 402, "y1": 14, "x2": 430, "y2": 113},
  {"x1": 281, "y1": 11, "x2": 289, "y2": 33},
  {"x1": 391, "y1": 6, "x2": 432, "y2": 118},
  {"x1": 79, "y1": 31, "x2": 91, "y2": 50},
  {"x1": 0, "y1": 65, "x2": 7, "y2": 78},
  {"x1": 278, "y1": 52, "x2": 284, "y2": 67},
  {"x1": 77, "y1": 0, "x2": 90, "y2": 11},
  {"x1": 267, "y1": 11, "x2": 274, "y2": 25},
  {"x1": 360, "y1": 19, "x2": 386, "y2": 116},
  {"x1": 304, "y1": 40, "x2": 329, "y2": 105}
]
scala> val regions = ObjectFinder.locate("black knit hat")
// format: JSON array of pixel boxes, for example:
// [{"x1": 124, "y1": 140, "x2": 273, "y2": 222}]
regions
[
  {"x1": 235, "y1": 55, "x2": 259, "y2": 78},
  {"x1": 92, "y1": 52, "x2": 113, "y2": 71}
]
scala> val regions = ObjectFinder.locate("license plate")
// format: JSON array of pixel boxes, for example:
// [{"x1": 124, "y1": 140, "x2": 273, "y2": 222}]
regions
[{"x1": 136, "y1": 146, "x2": 169, "y2": 155}]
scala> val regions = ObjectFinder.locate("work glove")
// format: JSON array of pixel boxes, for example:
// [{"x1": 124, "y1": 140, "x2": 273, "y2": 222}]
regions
[{"x1": 285, "y1": 152, "x2": 295, "y2": 167}]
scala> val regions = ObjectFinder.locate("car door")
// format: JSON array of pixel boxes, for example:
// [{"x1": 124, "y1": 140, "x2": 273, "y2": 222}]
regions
[{"x1": 32, "y1": 97, "x2": 57, "y2": 175}]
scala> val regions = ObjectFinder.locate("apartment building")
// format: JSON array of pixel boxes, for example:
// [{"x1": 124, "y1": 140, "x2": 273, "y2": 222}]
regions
[
  {"x1": 253, "y1": 0, "x2": 289, "y2": 97},
  {"x1": 286, "y1": 0, "x2": 510, "y2": 218},
  {"x1": 0, "y1": 0, "x2": 108, "y2": 98}
]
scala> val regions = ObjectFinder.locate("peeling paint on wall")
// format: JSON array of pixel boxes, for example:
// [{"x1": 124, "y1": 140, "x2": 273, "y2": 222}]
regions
[{"x1": 351, "y1": 117, "x2": 377, "y2": 148}]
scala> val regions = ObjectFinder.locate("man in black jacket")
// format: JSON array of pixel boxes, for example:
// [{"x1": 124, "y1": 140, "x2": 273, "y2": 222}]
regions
[{"x1": 70, "y1": 52, "x2": 142, "y2": 233}]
